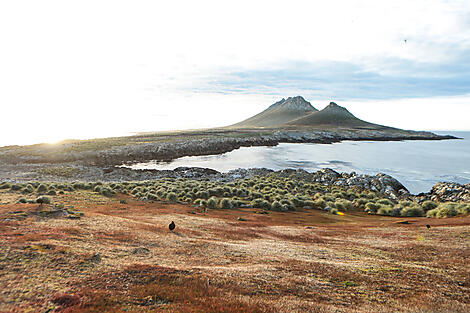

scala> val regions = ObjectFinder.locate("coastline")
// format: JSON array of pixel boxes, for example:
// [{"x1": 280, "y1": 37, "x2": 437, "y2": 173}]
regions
[{"x1": 0, "y1": 128, "x2": 458, "y2": 166}]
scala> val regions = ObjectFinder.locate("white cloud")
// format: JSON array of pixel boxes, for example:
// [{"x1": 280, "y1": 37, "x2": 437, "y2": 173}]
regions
[{"x1": 0, "y1": 0, "x2": 469, "y2": 146}]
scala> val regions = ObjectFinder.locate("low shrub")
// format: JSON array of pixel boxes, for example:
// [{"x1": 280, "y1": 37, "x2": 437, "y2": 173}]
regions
[
  {"x1": 421, "y1": 200, "x2": 438, "y2": 211},
  {"x1": 0, "y1": 182, "x2": 12, "y2": 189},
  {"x1": 251, "y1": 198, "x2": 264, "y2": 208},
  {"x1": 377, "y1": 199, "x2": 394, "y2": 207},
  {"x1": 280, "y1": 199, "x2": 295, "y2": 211},
  {"x1": 365, "y1": 202, "x2": 381, "y2": 213},
  {"x1": 220, "y1": 198, "x2": 232, "y2": 209},
  {"x1": 10, "y1": 184, "x2": 22, "y2": 191},
  {"x1": 400, "y1": 206, "x2": 424, "y2": 217},
  {"x1": 335, "y1": 199, "x2": 352, "y2": 211},
  {"x1": 146, "y1": 192, "x2": 158, "y2": 201},
  {"x1": 166, "y1": 192, "x2": 178, "y2": 202},
  {"x1": 100, "y1": 187, "x2": 116, "y2": 197},
  {"x1": 459, "y1": 204, "x2": 470, "y2": 215},
  {"x1": 207, "y1": 197, "x2": 218, "y2": 209},
  {"x1": 334, "y1": 201, "x2": 345, "y2": 211},
  {"x1": 398, "y1": 200, "x2": 413, "y2": 208},
  {"x1": 260, "y1": 200, "x2": 271, "y2": 210},
  {"x1": 22, "y1": 185, "x2": 34, "y2": 194},
  {"x1": 313, "y1": 198, "x2": 326, "y2": 209},
  {"x1": 37, "y1": 184, "x2": 48, "y2": 194},
  {"x1": 377, "y1": 206, "x2": 394, "y2": 216},
  {"x1": 426, "y1": 208, "x2": 439, "y2": 218},
  {"x1": 18, "y1": 197, "x2": 27, "y2": 203},
  {"x1": 271, "y1": 201, "x2": 284, "y2": 212},
  {"x1": 230, "y1": 199, "x2": 241, "y2": 208},
  {"x1": 36, "y1": 196, "x2": 51, "y2": 204},
  {"x1": 353, "y1": 198, "x2": 369, "y2": 208},
  {"x1": 195, "y1": 190, "x2": 209, "y2": 199},
  {"x1": 435, "y1": 203, "x2": 460, "y2": 218}
]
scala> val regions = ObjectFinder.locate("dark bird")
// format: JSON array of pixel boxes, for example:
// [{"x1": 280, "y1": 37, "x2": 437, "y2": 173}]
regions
[
  {"x1": 404, "y1": 39, "x2": 407, "y2": 43},
  {"x1": 169, "y1": 221, "x2": 175, "y2": 231},
  {"x1": 426, "y1": 224, "x2": 431, "y2": 229}
]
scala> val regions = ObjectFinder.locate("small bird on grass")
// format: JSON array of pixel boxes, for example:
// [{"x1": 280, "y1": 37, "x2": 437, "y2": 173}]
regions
[
  {"x1": 426, "y1": 224, "x2": 431, "y2": 229},
  {"x1": 169, "y1": 221, "x2": 175, "y2": 231}
]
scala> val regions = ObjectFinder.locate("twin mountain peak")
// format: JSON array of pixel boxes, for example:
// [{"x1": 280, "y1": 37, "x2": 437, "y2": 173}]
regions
[{"x1": 231, "y1": 96, "x2": 373, "y2": 129}]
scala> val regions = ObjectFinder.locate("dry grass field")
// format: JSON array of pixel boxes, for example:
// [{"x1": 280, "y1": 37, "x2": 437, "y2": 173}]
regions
[{"x1": 1, "y1": 191, "x2": 469, "y2": 312}]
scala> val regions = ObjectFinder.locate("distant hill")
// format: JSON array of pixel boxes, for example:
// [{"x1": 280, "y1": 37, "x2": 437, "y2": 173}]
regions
[
  {"x1": 230, "y1": 96, "x2": 317, "y2": 128},
  {"x1": 286, "y1": 102, "x2": 386, "y2": 129},
  {"x1": 230, "y1": 97, "x2": 390, "y2": 130}
]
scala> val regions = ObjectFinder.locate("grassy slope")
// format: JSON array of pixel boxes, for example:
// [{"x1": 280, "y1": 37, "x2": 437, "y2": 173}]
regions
[
  {"x1": 1, "y1": 182, "x2": 469, "y2": 312},
  {"x1": 286, "y1": 102, "x2": 390, "y2": 130}
]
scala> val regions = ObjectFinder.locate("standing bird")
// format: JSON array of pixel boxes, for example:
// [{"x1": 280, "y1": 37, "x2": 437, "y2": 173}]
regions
[
  {"x1": 426, "y1": 224, "x2": 431, "y2": 229},
  {"x1": 169, "y1": 221, "x2": 175, "y2": 231}
]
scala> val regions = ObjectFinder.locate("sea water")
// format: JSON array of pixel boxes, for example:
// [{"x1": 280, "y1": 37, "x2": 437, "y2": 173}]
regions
[{"x1": 127, "y1": 131, "x2": 470, "y2": 194}]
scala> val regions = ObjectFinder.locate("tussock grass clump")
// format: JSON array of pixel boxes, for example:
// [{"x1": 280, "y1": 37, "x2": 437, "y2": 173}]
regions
[
  {"x1": 22, "y1": 184, "x2": 34, "y2": 194},
  {"x1": 207, "y1": 197, "x2": 218, "y2": 209},
  {"x1": 195, "y1": 190, "x2": 209, "y2": 199},
  {"x1": 271, "y1": 201, "x2": 284, "y2": 212},
  {"x1": 280, "y1": 199, "x2": 295, "y2": 211},
  {"x1": 400, "y1": 206, "x2": 424, "y2": 217},
  {"x1": 335, "y1": 199, "x2": 353, "y2": 211},
  {"x1": 398, "y1": 200, "x2": 413, "y2": 208},
  {"x1": 365, "y1": 202, "x2": 381, "y2": 213},
  {"x1": 100, "y1": 187, "x2": 116, "y2": 197},
  {"x1": 10, "y1": 184, "x2": 22, "y2": 191},
  {"x1": 36, "y1": 196, "x2": 51, "y2": 204},
  {"x1": 220, "y1": 198, "x2": 232, "y2": 209},
  {"x1": 0, "y1": 182, "x2": 12, "y2": 189},
  {"x1": 313, "y1": 198, "x2": 326, "y2": 209},
  {"x1": 377, "y1": 199, "x2": 394, "y2": 207},
  {"x1": 166, "y1": 192, "x2": 178, "y2": 202},
  {"x1": 427, "y1": 202, "x2": 467, "y2": 218},
  {"x1": 421, "y1": 200, "x2": 438, "y2": 211}
]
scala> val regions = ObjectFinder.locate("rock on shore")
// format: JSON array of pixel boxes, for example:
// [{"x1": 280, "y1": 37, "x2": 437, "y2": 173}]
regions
[{"x1": 426, "y1": 182, "x2": 470, "y2": 202}]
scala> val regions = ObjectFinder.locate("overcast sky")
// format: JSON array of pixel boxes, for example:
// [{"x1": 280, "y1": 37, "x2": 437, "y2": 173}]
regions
[{"x1": 0, "y1": 0, "x2": 469, "y2": 145}]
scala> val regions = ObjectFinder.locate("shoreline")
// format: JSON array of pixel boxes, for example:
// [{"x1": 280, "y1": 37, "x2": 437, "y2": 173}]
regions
[
  {"x1": 0, "y1": 128, "x2": 459, "y2": 166},
  {"x1": 1, "y1": 164, "x2": 469, "y2": 203},
  {"x1": 0, "y1": 128, "x2": 465, "y2": 200}
]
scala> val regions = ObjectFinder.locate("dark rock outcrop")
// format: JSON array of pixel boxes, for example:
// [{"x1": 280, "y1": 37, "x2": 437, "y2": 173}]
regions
[{"x1": 428, "y1": 182, "x2": 470, "y2": 202}]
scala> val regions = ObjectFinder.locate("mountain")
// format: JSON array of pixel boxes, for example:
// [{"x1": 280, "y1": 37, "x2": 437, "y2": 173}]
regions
[
  {"x1": 230, "y1": 96, "x2": 317, "y2": 128},
  {"x1": 286, "y1": 102, "x2": 384, "y2": 128}
]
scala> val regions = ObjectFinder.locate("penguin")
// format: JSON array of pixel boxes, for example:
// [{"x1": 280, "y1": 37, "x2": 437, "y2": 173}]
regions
[{"x1": 169, "y1": 221, "x2": 175, "y2": 231}]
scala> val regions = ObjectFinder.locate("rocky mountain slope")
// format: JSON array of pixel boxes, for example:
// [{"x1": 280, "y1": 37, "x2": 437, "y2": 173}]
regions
[{"x1": 230, "y1": 96, "x2": 317, "y2": 128}]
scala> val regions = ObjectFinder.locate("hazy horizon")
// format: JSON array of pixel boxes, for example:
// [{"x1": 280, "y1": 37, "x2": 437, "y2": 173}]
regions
[{"x1": 1, "y1": 1, "x2": 469, "y2": 146}]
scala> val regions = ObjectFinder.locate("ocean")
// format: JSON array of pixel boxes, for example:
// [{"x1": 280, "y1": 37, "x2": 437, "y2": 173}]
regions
[{"x1": 126, "y1": 131, "x2": 470, "y2": 194}]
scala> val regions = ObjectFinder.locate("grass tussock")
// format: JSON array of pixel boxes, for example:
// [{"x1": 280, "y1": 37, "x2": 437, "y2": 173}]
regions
[{"x1": 1, "y1": 172, "x2": 469, "y2": 219}]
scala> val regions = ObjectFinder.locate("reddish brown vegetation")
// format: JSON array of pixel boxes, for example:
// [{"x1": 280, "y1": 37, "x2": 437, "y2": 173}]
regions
[{"x1": 0, "y1": 192, "x2": 469, "y2": 312}]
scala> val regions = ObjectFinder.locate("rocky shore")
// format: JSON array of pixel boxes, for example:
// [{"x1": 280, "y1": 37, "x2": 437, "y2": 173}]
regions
[
  {"x1": 0, "y1": 128, "x2": 457, "y2": 166},
  {"x1": 0, "y1": 128, "x2": 464, "y2": 202},
  {"x1": 1, "y1": 161, "x2": 469, "y2": 203}
]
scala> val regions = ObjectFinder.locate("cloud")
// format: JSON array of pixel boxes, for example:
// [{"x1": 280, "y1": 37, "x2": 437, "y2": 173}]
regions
[{"x1": 198, "y1": 51, "x2": 470, "y2": 100}]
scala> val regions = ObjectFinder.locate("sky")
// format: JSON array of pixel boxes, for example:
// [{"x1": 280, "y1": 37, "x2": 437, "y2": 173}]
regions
[{"x1": 0, "y1": 0, "x2": 469, "y2": 146}]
